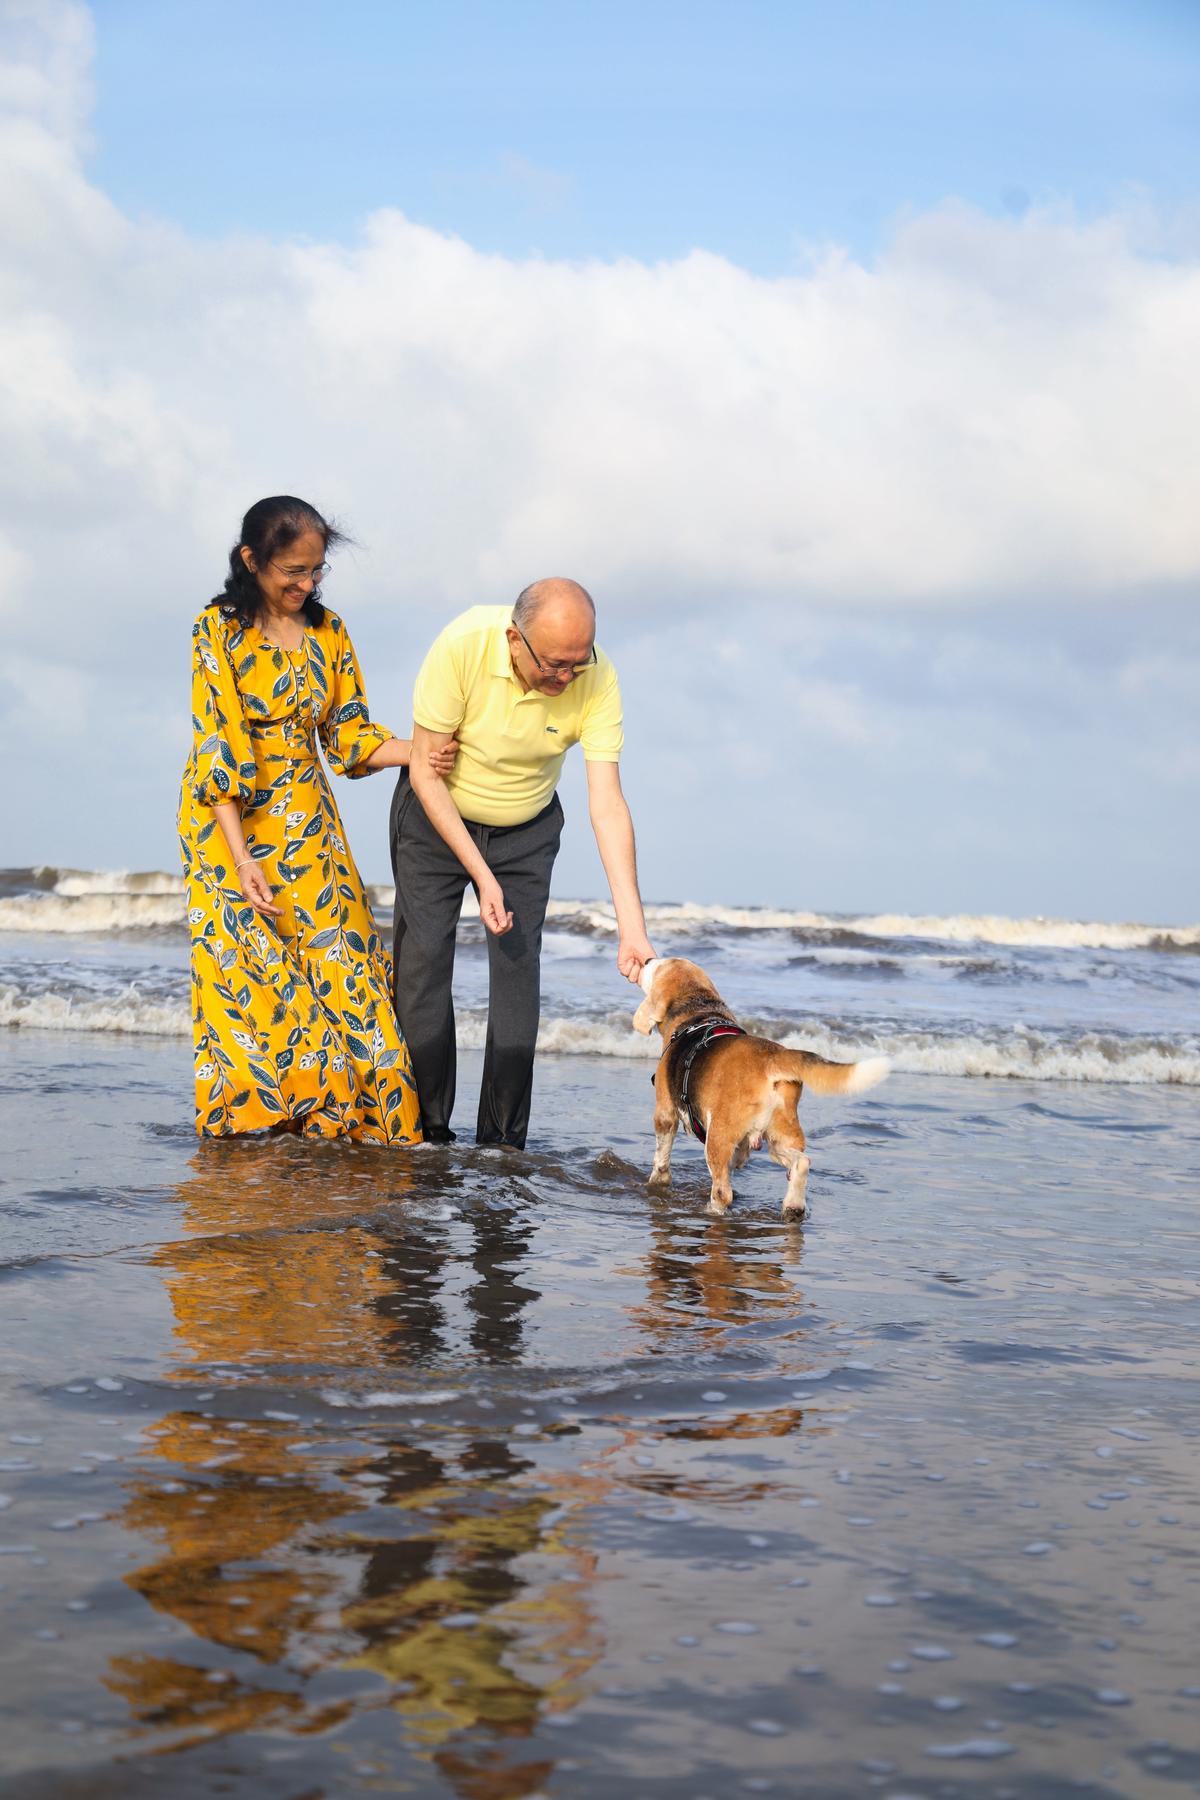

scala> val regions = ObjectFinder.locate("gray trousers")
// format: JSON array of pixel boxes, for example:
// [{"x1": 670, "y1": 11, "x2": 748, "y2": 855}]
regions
[{"x1": 389, "y1": 773, "x2": 564, "y2": 1147}]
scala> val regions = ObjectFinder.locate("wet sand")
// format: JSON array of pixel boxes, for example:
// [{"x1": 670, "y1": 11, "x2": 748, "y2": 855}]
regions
[{"x1": 1, "y1": 1028, "x2": 1198, "y2": 1799}]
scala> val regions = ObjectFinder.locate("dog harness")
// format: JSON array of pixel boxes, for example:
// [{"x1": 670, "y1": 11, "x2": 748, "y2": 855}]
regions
[{"x1": 661, "y1": 1014, "x2": 746, "y2": 1144}]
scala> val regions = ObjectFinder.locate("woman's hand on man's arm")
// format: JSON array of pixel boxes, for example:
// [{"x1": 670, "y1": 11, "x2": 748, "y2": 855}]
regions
[{"x1": 365, "y1": 735, "x2": 459, "y2": 776}]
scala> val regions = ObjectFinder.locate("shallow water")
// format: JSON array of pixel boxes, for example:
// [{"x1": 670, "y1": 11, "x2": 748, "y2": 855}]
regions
[{"x1": 1, "y1": 1029, "x2": 1198, "y2": 1798}]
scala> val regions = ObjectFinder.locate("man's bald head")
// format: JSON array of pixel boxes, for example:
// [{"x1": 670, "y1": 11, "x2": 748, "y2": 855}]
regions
[
  {"x1": 508, "y1": 577, "x2": 597, "y2": 695},
  {"x1": 512, "y1": 578, "x2": 595, "y2": 635}
]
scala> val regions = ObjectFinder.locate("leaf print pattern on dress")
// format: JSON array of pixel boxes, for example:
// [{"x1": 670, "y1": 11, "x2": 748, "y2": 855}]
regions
[{"x1": 177, "y1": 605, "x2": 421, "y2": 1144}]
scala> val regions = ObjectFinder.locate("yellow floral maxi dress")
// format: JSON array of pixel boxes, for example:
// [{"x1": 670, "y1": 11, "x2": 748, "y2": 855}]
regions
[{"x1": 177, "y1": 604, "x2": 422, "y2": 1144}]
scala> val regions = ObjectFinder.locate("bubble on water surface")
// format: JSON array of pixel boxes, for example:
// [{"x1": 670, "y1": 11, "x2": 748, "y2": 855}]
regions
[
  {"x1": 926, "y1": 1739, "x2": 1014, "y2": 1759},
  {"x1": 320, "y1": 1388, "x2": 461, "y2": 1408},
  {"x1": 977, "y1": 1631, "x2": 1019, "y2": 1647},
  {"x1": 911, "y1": 1645, "x2": 955, "y2": 1661}
]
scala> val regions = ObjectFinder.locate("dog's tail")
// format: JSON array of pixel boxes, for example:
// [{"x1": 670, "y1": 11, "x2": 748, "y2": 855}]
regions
[{"x1": 771, "y1": 1048, "x2": 891, "y2": 1096}]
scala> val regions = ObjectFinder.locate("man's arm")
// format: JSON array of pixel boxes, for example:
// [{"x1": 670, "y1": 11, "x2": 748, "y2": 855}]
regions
[
  {"x1": 586, "y1": 760, "x2": 656, "y2": 981},
  {"x1": 409, "y1": 725, "x2": 513, "y2": 935}
]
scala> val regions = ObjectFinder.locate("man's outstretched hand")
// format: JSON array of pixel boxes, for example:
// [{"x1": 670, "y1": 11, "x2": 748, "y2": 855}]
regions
[{"x1": 617, "y1": 934, "x2": 656, "y2": 983}]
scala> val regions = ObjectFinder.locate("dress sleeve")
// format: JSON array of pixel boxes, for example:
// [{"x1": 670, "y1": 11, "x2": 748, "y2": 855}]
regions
[
  {"x1": 317, "y1": 615, "x2": 393, "y2": 778},
  {"x1": 189, "y1": 610, "x2": 258, "y2": 807}
]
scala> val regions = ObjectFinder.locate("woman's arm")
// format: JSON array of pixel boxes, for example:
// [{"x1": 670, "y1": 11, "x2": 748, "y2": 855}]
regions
[
  {"x1": 212, "y1": 800, "x2": 281, "y2": 918},
  {"x1": 365, "y1": 735, "x2": 459, "y2": 775}
]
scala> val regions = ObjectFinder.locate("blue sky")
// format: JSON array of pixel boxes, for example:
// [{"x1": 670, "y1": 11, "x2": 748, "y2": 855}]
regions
[
  {"x1": 91, "y1": 0, "x2": 1200, "y2": 268},
  {"x1": 1, "y1": 1, "x2": 1198, "y2": 918}
]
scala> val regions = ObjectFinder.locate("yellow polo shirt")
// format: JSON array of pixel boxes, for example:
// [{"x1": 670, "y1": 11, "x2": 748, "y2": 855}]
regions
[{"x1": 412, "y1": 605, "x2": 624, "y2": 826}]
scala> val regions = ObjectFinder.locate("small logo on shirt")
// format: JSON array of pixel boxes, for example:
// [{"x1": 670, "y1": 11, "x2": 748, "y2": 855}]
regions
[{"x1": 546, "y1": 725, "x2": 559, "y2": 735}]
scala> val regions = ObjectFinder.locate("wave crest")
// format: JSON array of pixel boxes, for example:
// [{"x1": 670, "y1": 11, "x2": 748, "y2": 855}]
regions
[
  {"x1": 0, "y1": 870, "x2": 1195, "y2": 953},
  {"x1": 2, "y1": 985, "x2": 1194, "y2": 1085}
]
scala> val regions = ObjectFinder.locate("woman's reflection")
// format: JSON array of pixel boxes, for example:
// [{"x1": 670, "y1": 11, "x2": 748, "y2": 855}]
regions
[{"x1": 106, "y1": 1141, "x2": 598, "y2": 1797}]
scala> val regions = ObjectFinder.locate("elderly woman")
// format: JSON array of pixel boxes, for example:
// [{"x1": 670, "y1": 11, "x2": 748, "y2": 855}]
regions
[{"x1": 178, "y1": 495, "x2": 453, "y2": 1142}]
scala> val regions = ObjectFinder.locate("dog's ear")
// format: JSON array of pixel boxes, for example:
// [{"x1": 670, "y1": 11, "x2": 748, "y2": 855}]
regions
[{"x1": 632, "y1": 996, "x2": 659, "y2": 1035}]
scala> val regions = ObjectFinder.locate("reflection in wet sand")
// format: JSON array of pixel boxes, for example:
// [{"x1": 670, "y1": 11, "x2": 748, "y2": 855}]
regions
[
  {"x1": 109, "y1": 1143, "x2": 600, "y2": 1793},
  {"x1": 632, "y1": 1203, "x2": 807, "y2": 1348}
]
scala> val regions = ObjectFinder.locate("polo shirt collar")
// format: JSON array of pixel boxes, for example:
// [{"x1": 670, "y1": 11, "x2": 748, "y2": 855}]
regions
[{"x1": 489, "y1": 617, "x2": 520, "y2": 683}]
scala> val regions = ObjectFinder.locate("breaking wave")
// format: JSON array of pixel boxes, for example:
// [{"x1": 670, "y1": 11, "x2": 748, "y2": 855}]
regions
[
  {"x1": 0, "y1": 868, "x2": 1194, "y2": 954},
  {"x1": 0, "y1": 893, "x2": 187, "y2": 934},
  {"x1": 3, "y1": 981, "x2": 1193, "y2": 1084},
  {"x1": 0, "y1": 983, "x2": 187, "y2": 1036}
]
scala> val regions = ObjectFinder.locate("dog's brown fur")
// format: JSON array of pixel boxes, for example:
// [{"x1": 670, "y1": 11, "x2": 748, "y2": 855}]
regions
[{"x1": 633, "y1": 957, "x2": 889, "y2": 1217}]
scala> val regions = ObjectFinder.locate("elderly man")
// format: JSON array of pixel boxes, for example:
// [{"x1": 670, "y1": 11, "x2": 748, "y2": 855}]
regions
[{"x1": 389, "y1": 578, "x2": 656, "y2": 1147}]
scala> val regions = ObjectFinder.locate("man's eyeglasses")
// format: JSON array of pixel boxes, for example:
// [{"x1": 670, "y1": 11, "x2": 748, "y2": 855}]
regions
[
  {"x1": 514, "y1": 623, "x2": 597, "y2": 679},
  {"x1": 270, "y1": 560, "x2": 330, "y2": 584}
]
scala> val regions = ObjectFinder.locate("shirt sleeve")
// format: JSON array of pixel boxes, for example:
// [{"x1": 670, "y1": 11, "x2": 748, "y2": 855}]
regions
[
  {"x1": 412, "y1": 626, "x2": 469, "y2": 735},
  {"x1": 580, "y1": 656, "x2": 624, "y2": 762},
  {"x1": 189, "y1": 610, "x2": 258, "y2": 808},
  {"x1": 317, "y1": 615, "x2": 393, "y2": 778}
]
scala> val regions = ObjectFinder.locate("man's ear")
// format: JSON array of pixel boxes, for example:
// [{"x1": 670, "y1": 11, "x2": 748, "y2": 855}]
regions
[{"x1": 632, "y1": 996, "x2": 659, "y2": 1035}]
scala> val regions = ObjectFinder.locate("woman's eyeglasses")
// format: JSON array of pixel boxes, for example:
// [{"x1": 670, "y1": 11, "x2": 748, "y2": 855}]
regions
[{"x1": 270, "y1": 560, "x2": 330, "y2": 583}]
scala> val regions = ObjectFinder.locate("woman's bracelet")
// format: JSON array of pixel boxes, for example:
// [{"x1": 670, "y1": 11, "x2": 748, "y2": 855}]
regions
[{"x1": 234, "y1": 857, "x2": 255, "y2": 871}]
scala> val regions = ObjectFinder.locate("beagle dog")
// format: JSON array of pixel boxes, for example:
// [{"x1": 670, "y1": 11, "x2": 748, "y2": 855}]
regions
[{"x1": 633, "y1": 956, "x2": 889, "y2": 1217}]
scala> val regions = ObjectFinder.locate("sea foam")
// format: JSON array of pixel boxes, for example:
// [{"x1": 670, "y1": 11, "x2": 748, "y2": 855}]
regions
[
  {"x1": 0, "y1": 869, "x2": 1194, "y2": 953},
  {"x1": 0, "y1": 985, "x2": 1195, "y2": 1082}
]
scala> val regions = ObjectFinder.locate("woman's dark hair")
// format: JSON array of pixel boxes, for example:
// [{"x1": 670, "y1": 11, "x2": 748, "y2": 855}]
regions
[{"x1": 208, "y1": 495, "x2": 346, "y2": 628}]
